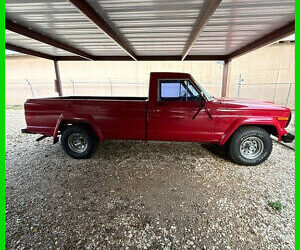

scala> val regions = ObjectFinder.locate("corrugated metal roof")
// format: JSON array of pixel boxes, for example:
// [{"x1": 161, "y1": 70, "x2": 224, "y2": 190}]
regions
[
  {"x1": 5, "y1": 29, "x2": 76, "y2": 56},
  {"x1": 87, "y1": 0, "x2": 205, "y2": 55},
  {"x1": 5, "y1": 0, "x2": 295, "y2": 60},
  {"x1": 5, "y1": 0, "x2": 127, "y2": 56},
  {"x1": 190, "y1": 0, "x2": 295, "y2": 55}
]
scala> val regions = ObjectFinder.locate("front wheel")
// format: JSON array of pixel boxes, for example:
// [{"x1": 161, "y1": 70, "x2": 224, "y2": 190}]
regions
[
  {"x1": 229, "y1": 126, "x2": 272, "y2": 166},
  {"x1": 61, "y1": 125, "x2": 96, "y2": 159}
]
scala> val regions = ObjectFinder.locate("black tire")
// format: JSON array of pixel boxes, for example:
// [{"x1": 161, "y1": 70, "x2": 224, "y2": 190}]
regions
[
  {"x1": 229, "y1": 126, "x2": 272, "y2": 166},
  {"x1": 61, "y1": 125, "x2": 96, "y2": 159}
]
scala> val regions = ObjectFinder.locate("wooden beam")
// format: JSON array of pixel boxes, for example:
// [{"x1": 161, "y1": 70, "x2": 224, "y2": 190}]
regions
[
  {"x1": 54, "y1": 60, "x2": 63, "y2": 97},
  {"x1": 5, "y1": 43, "x2": 55, "y2": 60},
  {"x1": 68, "y1": 0, "x2": 137, "y2": 61},
  {"x1": 229, "y1": 20, "x2": 295, "y2": 59},
  {"x1": 182, "y1": 0, "x2": 221, "y2": 60},
  {"x1": 6, "y1": 19, "x2": 94, "y2": 60},
  {"x1": 221, "y1": 58, "x2": 231, "y2": 97},
  {"x1": 55, "y1": 55, "x2": 227, "y2": 61}
]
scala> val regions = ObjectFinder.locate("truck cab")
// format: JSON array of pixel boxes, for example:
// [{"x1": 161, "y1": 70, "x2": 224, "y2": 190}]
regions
[{"x1": 147, "y1": 72, "x2": 217, "y2": 142}]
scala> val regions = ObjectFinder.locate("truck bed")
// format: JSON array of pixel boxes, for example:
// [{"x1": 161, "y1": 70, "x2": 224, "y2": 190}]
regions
[{"x1": 25, "y1": 97, "x2": 148, "y2": 140}]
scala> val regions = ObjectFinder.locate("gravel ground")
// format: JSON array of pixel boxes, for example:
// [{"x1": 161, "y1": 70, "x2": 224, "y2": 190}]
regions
[{"x1": 6, "y1": 109, "x2": 295, "y2": 249}]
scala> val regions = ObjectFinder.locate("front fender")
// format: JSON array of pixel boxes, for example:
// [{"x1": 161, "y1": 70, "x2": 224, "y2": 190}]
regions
[
  {"x1": 53, "y1": 113, "x2": 104, "y2": 141},
  {"x1": 219, "y1": 117, "x2": 287, "y2": 145}
]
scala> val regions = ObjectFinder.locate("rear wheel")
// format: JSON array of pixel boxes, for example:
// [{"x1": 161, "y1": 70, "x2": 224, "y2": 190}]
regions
[
  {"x1": 229, "y1": 126, "x2": 272, "y2": 166},
  {"x1": 61, "y1": 125, "x2": 96, "y2": 159}
]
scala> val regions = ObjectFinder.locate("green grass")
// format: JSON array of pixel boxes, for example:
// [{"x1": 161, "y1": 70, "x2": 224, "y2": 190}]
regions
[{"x1": 268, "y1": 201, "x2": 284, "y2": 212}]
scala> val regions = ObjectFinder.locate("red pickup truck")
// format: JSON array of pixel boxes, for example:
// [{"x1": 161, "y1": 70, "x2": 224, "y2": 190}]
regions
[{"x1": 23, "y1": 72, "x2": 294, "y2": 166}]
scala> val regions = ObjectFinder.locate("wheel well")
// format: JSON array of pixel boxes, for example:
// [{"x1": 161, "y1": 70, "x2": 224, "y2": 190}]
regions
[
  {"x1": 58, "y1": 121, "x2": 96, "y2": 137},
  {"x1": 257, "y1": 125, "x2": 278, "y2": 137},
  {"x1": 225, "y1": 124, "x2": 278, "y2": 146},
  {"x1": 237, "y1": 124, "x2": 278, "y2": 136}
]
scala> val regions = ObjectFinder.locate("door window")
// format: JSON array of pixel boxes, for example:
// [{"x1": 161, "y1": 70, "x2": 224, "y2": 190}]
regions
[
  {"x1": 160, "y1": 80, "x2": 186, "y2": 101},
  {"x1": 159, "y1": 79, "x2": 200, "y2": 101}
]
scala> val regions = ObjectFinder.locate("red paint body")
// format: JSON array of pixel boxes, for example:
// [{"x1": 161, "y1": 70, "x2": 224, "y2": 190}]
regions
[{"x1": 24, "y1": 72, "x2": 290, "y2": 144}]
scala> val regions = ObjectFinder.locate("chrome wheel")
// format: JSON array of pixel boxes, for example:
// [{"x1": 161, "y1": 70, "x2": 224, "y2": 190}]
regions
[
  {"x1": 240, "y1": 136, "x2": 264, "y2": 160},
  {"x1": 68, "y1": 133, "x2": 88, "y2": 153}
]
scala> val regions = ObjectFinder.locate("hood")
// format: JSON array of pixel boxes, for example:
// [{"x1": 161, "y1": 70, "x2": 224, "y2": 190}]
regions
[{"x1": 215, "y1": 97, "x2": 290, "y2": 111}]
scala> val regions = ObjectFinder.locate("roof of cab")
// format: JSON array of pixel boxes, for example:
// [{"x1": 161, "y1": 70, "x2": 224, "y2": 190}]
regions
[{"x1": 150, "y1": 72, "x2": 191, "y2": 78}]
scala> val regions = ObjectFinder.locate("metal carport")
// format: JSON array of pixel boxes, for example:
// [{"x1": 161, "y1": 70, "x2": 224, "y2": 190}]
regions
[{"x1": 5, "y1": 0, "x2": 295, "y2": 97}]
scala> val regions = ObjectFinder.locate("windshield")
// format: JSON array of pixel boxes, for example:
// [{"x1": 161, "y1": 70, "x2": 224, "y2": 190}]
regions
[{"x1": 190, "y1": 75, "x2": 213, "y2": 101}]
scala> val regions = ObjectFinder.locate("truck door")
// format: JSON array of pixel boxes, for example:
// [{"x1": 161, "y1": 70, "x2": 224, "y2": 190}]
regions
[{"x1": 152, "y1": 79, "x2": 216, "y2": 141}]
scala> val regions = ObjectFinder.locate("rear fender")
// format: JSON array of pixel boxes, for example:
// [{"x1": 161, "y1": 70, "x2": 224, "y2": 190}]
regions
[
  {"x1": 219, "y1": 117, "x2": 286, "y2": 145},
  {"x1": 53, "y1": 113, "x2": 104, "y2": 141}
]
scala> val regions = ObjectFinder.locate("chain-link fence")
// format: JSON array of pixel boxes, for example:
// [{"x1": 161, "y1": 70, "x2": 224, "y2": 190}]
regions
[
  {"x1": 229, "y1": 70, "x2": 294, "y2": 109},
  {"x1": 60, "y1": 78, "x2": 148, "y2": 97},
  {"x1": 6, "y1": 78, "x2": 149, "y2": 105},
  {"x1": 6, "y1": 74, "x2": 294, "y2": 109}
]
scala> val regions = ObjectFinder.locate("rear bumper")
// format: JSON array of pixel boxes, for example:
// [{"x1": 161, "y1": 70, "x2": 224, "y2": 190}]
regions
[
  {"x1": 282, "y1": 133, "x2": 295, "y2": 143},
  {"x1": 22, "y1": 128, "x2": 57, "y2": 143}
]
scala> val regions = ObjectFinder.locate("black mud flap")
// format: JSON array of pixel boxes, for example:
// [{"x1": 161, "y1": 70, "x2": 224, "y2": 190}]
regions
[
  {"x1": 36, "y1": 135, "x2": 47, "y2": 142},
  {"x1": 53, "y1": 137, "x2": 59, "y2": 144},
  {"x1": 282, "y1": 133, "x2": 295, "y2": 143}
]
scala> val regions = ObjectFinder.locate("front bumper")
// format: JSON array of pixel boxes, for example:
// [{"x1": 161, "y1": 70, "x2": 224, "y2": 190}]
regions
[{"x1": 282, "y1": 133, "x2": 295, "y2": 143}]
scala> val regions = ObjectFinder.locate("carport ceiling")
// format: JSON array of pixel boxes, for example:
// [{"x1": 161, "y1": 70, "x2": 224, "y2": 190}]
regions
[{"x1": 5, "y1": 0, "x2": 295, "y2": 61}]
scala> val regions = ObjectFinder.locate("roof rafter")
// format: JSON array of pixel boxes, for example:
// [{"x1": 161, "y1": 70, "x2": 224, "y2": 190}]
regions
[
  {"x1": 5, "y1": 19, "x2": 94, "y2": 60},
  {"x1": 68, "y1": 0, "x2": 137, "y2": 61},
  {"x1": 229, "y1": 20, "x2": 295, "y2": 59},
  {"x1": 182, "y1": 0, "x2": 222, "y2": 60},
  {"x1": 6, "y1": 43, "x2": 55, "y2": 60}
]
